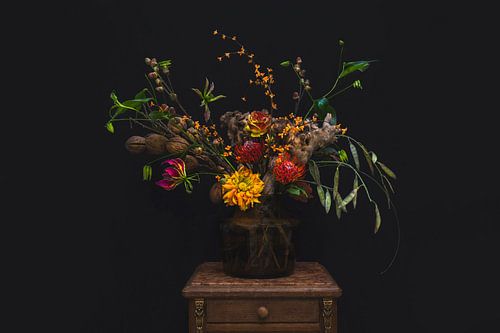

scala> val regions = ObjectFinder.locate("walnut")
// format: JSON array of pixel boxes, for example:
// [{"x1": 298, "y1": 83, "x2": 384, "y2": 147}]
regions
[
  {"x1": 145, "y1": 133, "x2": 168, "y2": 155},
  {"x1": 165, "y1": 136, "x2": 189, "y2": 154},
  {"x1": 124, "y1": 136, "x2": 146, "y2": 154}
]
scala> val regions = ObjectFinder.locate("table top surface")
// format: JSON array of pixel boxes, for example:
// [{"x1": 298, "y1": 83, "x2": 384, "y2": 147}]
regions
[{"x1": 182, "y1": 262, "x2": 342, "y2": 298}]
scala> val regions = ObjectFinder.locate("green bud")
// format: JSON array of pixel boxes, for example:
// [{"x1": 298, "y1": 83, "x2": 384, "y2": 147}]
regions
[
  {"x1": 339, "y1": 40, "x2": 344, "y2": 46},
  {"x1": 105, "y1": 122, "x2": 114, "y2": 134},
  {"x1": 280, "y1": 60, "x2": 291, "y2": 67}
]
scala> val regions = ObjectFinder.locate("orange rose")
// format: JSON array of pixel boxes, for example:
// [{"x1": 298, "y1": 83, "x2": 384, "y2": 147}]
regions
[{"x1": 244, "y1": 110, "x2": 271, "y2": 137}]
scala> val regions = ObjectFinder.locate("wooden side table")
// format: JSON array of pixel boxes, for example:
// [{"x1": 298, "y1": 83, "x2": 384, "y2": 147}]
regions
[{"x1": 182, "y1": 262, "x2": 342, "y2": 333}]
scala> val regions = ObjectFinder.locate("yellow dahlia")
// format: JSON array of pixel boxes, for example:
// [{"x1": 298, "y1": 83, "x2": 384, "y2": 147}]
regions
[{"x1": 221, "y1": 166, "x2": 264, "y2": 211}]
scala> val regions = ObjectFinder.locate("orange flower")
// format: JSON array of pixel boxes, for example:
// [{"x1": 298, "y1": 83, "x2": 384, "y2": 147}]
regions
[{"x1": 244, "y1": 110, "x2": 271, "y2": 137}]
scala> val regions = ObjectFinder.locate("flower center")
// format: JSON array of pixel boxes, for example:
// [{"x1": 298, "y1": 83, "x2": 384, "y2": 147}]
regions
[{"x1": 238, "y1": 182, "x2": 248, "y2": 191}]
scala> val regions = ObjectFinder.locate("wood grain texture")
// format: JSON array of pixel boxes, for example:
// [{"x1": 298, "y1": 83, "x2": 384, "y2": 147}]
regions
[
  {"x1": 183, "y1": 262, "x2": 340, "y2": 333},
  {"x1": 183, "y1": 262, "x2": 342, "y2": 298},
  {"x1": 207, "y1": 298, "x2": 319, "y2": 323},
  {"x1": 205, "y1": 323, "x2": 321, "y2": 332}
]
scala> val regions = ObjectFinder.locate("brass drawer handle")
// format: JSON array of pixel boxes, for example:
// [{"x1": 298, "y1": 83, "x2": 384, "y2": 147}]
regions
[{"x1": 257, "y1": 306, "x2": 269, "y2": 319}]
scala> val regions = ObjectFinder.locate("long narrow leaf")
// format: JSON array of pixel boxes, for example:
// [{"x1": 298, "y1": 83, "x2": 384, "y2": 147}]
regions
[
  {"x1": 353, "y1": 176, "x2": 359, "y2": 208},
  {"x1": 309, "y1": 160, "x2": 321, "y2": 184},
  {"x1": 334, "y1": 192, "x2": 342, "y2": 219},
  {"x1": 340, "y1": 186, "x2": 361, "y2": 208},
  {"x1": 358, "y1": 142, "x2": 374, "y2": 174},
  {"x1": 377, "y1": 161, "x2": 397, "y2": 179},
  {"x1": 349, "y1": 141, "x2": 360, "y2": 170},
  {"x1": 325, "y1": 191, "x2": 332, "y2": 213},
  {"x1": 316, "y1": 185, "x2": 325, "y2": 207},
  {"x1": 374, "y1": 203, "x2": 381, "y2": 233},
  {"x1": 333, "y1": 166, "x2": 340, "y2": 195}
]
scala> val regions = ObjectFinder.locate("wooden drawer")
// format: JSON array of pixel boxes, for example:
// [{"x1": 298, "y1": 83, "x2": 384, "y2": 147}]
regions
[{"x1": 207, "y1": 298, "x2": 319, "y2": 323}]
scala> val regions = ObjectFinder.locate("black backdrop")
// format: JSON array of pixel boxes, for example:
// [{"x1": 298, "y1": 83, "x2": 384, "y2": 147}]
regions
[{"x1": 5, "y1": 1, "x2": 499, "y2": 332}]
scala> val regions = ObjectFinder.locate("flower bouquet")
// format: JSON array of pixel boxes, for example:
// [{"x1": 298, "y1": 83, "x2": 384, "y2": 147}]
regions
[{"x1": 105, "y1": 31, "x2": 397, "y2": 278}]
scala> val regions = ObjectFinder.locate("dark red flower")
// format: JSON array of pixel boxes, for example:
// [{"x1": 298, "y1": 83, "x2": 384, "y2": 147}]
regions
[
  {"x1": 234, "y1": 140, "x2": 265, "y2": 163},
  {"x1": 273, "y1": 153, "x2": 306, "y2": 184}
]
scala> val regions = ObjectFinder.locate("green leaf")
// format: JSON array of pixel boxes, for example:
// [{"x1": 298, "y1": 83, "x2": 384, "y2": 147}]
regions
[
  {"x1": 349, "y1": 141, "x2": 360, "y2": 170},
  {"x1": 377, "y1": 161, "x2": 397, "y2": 179},
  {"x1": 105, "y1": 122, "x2": 114, "y2": 134},
  {"x1": 309, "y1": 160, "x2": 321, "y2": 185},
  {"x1": 325, "y1": 191, "x2": 332, "y2": 213},
  {"x1": 149, "y1": 111, "x2": 170, "y2": 120},
  {"x1": 158, "y1": 59, "x2": 172, "y2": 69},
  {"x1": 339, "y1": 186, "x2": 361, "y2": 208},
  {"x1": 280, "y1": 60, "x2": 291, "y2": 67},
  {"x1": 143, "y1": 165, "x2": 152, "y2": 181},
  {"x1": 374, "y1": 203, "x2": 381, "y2": 233},
  {"x1": 312, "y1": 98, "x2": 337, "y2": 122},
  {"x1": 338, "y1": 149, "x2": 349, "y2": 163},
  {"x1": 109, "y1": 90, "x2": 152, "y2": 118},
  {"x1": 371, "y1": 151, "x2": 378, "y2": 164},
  {"x1": 358, "y1": 142, "x2": 374, "y2": 174},
  {"x1": 287, "y1": 185, "x2": 307, "y2": 196},
  {"x1": 333, "y1": 166, "x2": 340, "y2": 195},
  {"x1": 353, "y1": 176, "x2": 359, "y2": 208},
  {"x1": 339, "y1": 60, "x2": 375, "y2": 79},
  {"x1": 316, "y1": 185, "x2": 325, "y2": 207},
  {"x1": 334, "y1": 192, "x2": 342, "y2": 219},
  {"x1": 207, "y1": 95, "x2": 226, "y2": 102},
  {"x1": 382, "y1": 175, "x2": 395, "y2": 194}
]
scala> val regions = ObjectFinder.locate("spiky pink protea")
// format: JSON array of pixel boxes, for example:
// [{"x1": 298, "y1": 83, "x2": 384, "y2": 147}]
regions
[{"x1": 234, "y1": 140, "x2": 265, "y2": 163}]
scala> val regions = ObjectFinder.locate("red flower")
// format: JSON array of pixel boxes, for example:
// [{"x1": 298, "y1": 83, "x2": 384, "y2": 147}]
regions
[
  {"x1": 234, "y1": 140, "x2": 264, "y2": 163},
  {"x1": 273, "y1": 153, "x2": 306, "y2": 184}
]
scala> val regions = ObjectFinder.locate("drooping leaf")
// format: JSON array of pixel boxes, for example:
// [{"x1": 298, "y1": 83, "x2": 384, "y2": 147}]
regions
[
  {"x1": 373, "y1": 203, "x2": 381, "y2": 233},
  {"x1": 334, "y1": 192, "x2": 343, "y2": 219},
  {"x1": 377, "y1": 161, "x2": 397, "y2": 179},
  {"x1": 316, "y1": 185, "x2": 325, "y2": 207},
  {"x1": 339, "y1": 60, "x2": 375, "y2": 79},
  {"x1": 309, "y1": 160, "x2": 321, "y2": 185},
  {"x1": 105, "y1": 122, "x2": 114, "y2": 134},
  {"x1": 349, "y1": 141, "x2": 360, "y2": 170},
  {"x1": 358, "y1": 142, "x2": 374, "y2": 174},
  {"x1": 339, "y1": 186, "x2": 361, "y2": 208},
  {"x1": 382, "y1": 175, "x2": 395, "y2": 194},
  {"x1": 371, "y1": 151, "x2": 378, "y2": 164},
  {"x1": 353, "y1": 176, "x2": 359, "y2": 208},
  {"x1": 208, "y1": 95, "x2": 226, "y2": 102},
  {"x1": 333, "y1": 166, "x2": 340, "y2": 195},
  {"x1": 325, "y1": 191, "x2": 332, "y2": 213}
]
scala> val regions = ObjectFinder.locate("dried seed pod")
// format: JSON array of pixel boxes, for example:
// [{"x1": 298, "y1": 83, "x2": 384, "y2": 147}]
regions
[
  {"x1": 192, "y1": 146, "x2": 203, "y2": 156},
  {"x1": 145, "y1": 133, "x2": 168, "y2": 155},
  {"x1": 167, "y1": 117, "x2": 186, "y2": 134},
  {"x1": 165, "y1": 136, "x2": 189, "y2": 154},
  {"x1": 124, "y1": 136, "x2": 146, "y2": 154},
  {"x1": 184, "y1": 155, "x2": 199, "y2": 171},
  {"x1": 209, "y1": 182, "x2": 222, "y2": 204}
]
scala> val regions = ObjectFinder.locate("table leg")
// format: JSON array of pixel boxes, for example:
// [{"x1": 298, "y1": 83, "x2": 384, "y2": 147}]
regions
[{"x1": 322, "y1": 298, "x2": 337, "y2": 333}]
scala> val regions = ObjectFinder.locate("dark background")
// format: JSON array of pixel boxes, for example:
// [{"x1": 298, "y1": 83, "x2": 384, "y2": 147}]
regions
[{"x1": 4, "y1": 0, "x2": 499, "y2": 332}]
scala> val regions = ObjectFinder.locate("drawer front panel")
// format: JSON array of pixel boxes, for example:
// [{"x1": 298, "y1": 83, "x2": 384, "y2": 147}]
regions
[{"x1": 207, "y1": 298, "x2": 319, "y2": 323}]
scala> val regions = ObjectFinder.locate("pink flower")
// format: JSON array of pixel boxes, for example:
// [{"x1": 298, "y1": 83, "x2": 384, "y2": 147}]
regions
[{"x1": 155, "y1": 158, "x2": 188, "y2": 191}]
